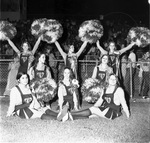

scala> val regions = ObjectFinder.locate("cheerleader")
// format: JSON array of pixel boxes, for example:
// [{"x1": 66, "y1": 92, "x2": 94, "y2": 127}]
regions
[
  {"x1": 68, "y1": 74, "x2": 130, "y2": 121},
  {"x1": 96, "y1": 40, "x2": 136, "y2": 76},
  {"x1": 55, "y1": 40, "x2": 88, "y2": 79},
  {"x1": 28, "y1": 52, "x2": 52, "y2": 107},
  {"x1": 3, "y1": 55, "x2": 20, "y2": 96},
  {"x1": 57, "y1": 67, "x2": 79, "y2": 113},
  {"x1": 92, "y1": 54, "x2": 113, "y2": 83},
  {"x1": 6, "y1": 35, "x2": 42, "y2": 74},
  {"x1": 7, "y1": 72, "x2": 67, "y2": 121}
]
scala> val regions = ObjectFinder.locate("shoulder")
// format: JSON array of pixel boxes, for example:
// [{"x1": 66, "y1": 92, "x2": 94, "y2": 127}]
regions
[
  {"x1": 10, "y1": 86, "x2": 20, "y2": 95},
  {"x1": 115, "y1": 87, "x2": 124, "y2": 96}
]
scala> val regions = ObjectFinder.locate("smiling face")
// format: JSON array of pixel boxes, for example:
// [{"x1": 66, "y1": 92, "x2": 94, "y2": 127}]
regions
[
  {"x1": 39, "y1": 54, "x2": 46, "y2": 64},
  {"x1": 18, "y1": 74, "x2": 29, "y2": 86},
  {"x1": 101, "y1": 55, "x2": 109, "y2": 64},
  {"x1": 63, "y1": 68, "x2": 71, "y2": 80},
  {"x1": 108, "y1": 74, "x2": 117, "y2": 86},
  {"x1": 22, "y1": 42, "x2": 29, "y2": 52},
  {"x1": 108, "y1": 42, "x2": 116, "y2": 51},
  {"x1": 68, "y1": 45, "x2": 74, "y2": 54}
]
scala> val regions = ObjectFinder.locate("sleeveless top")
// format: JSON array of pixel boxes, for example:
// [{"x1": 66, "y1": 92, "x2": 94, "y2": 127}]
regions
[
  {"x1": 34, "y1": 66, "x2": 47, "y2": 80},
  {"x1": 99, "y1": 86, "x2": 122, "y2": 119},
  {"x1": 18, "y1": 54, "x2": 29, "y2": 73},
  {"x1": 65, "y1": 55, "x2": 78, "y2": 79},
  {"x1": 109, "y1": 53, "x2": 118, "y2": 74},
  {"x1": 60, "y1": 81, "x2": 74, "y2": 110},
  {"x1": 15, "y1": 85, "x2": 33, "y2": 119},
  {"x1": 96, "y1": 67, "x2": 106, "y2": 82}
]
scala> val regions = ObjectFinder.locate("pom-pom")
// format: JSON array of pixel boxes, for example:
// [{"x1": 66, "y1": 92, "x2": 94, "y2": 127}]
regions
[
  {"x1": 79, "y1": 20, "x2": 103, "y2": 43},
  {"x1": 31, "y1": 18, "x2": 47, "y2": 37},
  {"x1": 0, "y1": 21, "x2": 17, "y2": 41},
  {"x1": 30, "y1": 78, "x2": 57, "y2": 102},
  {"x1": 81, "y1": 78, "x2": 104, "y2": 103},
  {"x1": 127, "y1": 27, "x2": 150, "y2": 48},
  {"x1": 31, "y1": 19, "x2": 63, "y2": 43},
  {"x1": 42, "y1": 19, "x2": 63, "y2": 43}
]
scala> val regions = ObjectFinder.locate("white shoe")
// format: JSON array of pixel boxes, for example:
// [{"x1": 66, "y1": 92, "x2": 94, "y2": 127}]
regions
[
  {"x1": 57, "y1": 105, "x2": 69, "y2": 121},
  {"x1": 62, "y1": 112, "x2": 69, "y2": 122},
  {"x1": 68, "y1": 112, "x2": 73, "y2": 121}
]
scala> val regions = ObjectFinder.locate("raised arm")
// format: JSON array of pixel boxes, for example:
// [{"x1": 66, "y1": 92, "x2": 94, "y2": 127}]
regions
[
  {"x1": 96, "y1": 40, "x2": 108, "y2": 55},
  {"x1": 6, "y1": 37, "x2": 20, "y2": 54},
  {"x1": 32, "y1": 36, "x2": 42, "y2": 55},
  {"x1": 76, "y1": 41, "x2": 88, "y2": 58},
  {"x1": 54, "y1": 41, "x2": 66, "y2": 60},
  {"x1": 118, "y1": 42, "x2": 135, "y2": 55}
]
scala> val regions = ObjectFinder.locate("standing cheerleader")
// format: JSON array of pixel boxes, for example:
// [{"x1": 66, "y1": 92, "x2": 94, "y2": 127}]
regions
[
  {"x1": 3, "y1": 55, "x2": 20, "y2": 96},
  {"x1": 6, "y1": 35, "x2": 42, "y2": 74},
  {"x1": 96, "y1": 40, "x2": 136, "y2": 76},
  {"x1": 55, "y1": 41, "x2": 88, "y2": 79}
]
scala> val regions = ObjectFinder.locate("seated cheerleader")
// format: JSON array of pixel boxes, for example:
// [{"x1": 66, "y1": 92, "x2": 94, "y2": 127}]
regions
[
  {"x1": 28, "y1": 52, "x2": 52, "y2": 107},
  {"x1": 6, "y1": 72, "x2": 67, "y2": 121},
  {"x1": 58, "y1": 74, "x2": 130, "y2": 121},
  {"x1": 28, "y1": 52, "x2": 52, "y2": 81},
  {"x1": 92, "y1": 54, "x2": 113, "y2": 82},
  {"x1": 57, "y1": 67, "x2": 79, "y2": 116}
]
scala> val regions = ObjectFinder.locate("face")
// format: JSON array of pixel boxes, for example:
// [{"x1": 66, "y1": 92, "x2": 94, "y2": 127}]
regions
[
  {"x1": 69, "y1": 45, "x2": 74, "y2": 53},
  {"x1": 63, "y1": 69, "x2": 71, "y2": 79},
  {"x1": 22, "y1": 43, "x2": 29, "y2": 51},
  {"x1": 39, "y1": 54, "x2": 46, "y2": 63},
  {"x1": 101, "y1": 55, "x2": 108, "y2": 64},
  {"x1": 108, "y1": 75, "x2": 117, "y2": 86},
  {"x1": 18, "y1": 74, "x2": 29, "y2": 85},
  {"x1": 108, "y1": 42, "x2": 115, "y2": 51}
]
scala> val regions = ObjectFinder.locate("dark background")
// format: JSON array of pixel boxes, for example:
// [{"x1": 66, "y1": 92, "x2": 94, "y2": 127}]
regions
[{"x1": 27, "y1": 0, "x2": 149, "y2": 25}]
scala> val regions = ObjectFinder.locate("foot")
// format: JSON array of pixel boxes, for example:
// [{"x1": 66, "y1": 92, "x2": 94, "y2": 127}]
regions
[
  {"x1": 57, "y1": 105, "x2": 69, "y2": 121},
  {"x1": 68, "y1": 112, "x2": 73, "y2": 121}
]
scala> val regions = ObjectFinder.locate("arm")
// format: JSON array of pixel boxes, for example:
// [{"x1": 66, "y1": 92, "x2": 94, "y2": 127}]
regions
[
  {"x1": 54, "y1": 41, "x2": 66, "y2": 60},
  {"x1": 58, "y1": 83, "x2": 66, "y2": 111},
  {"x1": 32, "y1": 36, "x2": 42, "y2": 55},
  {"x1": 46, "y1": 67, "x2": 52, "y2": 79},
  {"x1": 91, "y1": 66, "x2": 98, "y2": 79},
  {"x1": 6, "y1": 37, "x2": 20, "y2": 54},
  {"x1": 94, "y1": 90, "x2": 104, "y2": 107},
  {"x1": 96, "y1": 40, "x2": 108, "y2": 55},
  {"x1": 76, "y1": 41, "x2": 88, "y2": 58},
  {"x1": 116, "y1": 87, "x2": 130, "y2": 118},
  {"x1": 28, "y1": 66, "x2": 35, "y2": 80},
  {"x1": 118, "y1": 42, "x2": 135, "y2": 55},
  {"x1": 7, "y1": 87, "x2": 29, "y2": 116}
]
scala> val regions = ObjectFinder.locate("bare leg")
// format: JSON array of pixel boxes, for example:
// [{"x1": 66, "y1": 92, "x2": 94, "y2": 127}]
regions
[
  {"x1": 41, "y1": 114, "x2": 57, "y2": 120},
  {"x1": 45, "y1": 109, "x2": 58, "y2": 116},
  {"x1": 71, "y1": 108, "x2": 92, "y2": 120}
]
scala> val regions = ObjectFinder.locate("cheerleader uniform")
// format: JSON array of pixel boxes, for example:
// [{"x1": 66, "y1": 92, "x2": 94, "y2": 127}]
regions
[
  {"x1": 60, "y1": 82, "x2": 74, "y2": 110},
  {"x1": 65, "y1": 55, "x2": 78, "y2": 79},
  {"x1": 99, "y1": 86, "x2": 122, "y2": 119},
  {"x1": 18, "y1": 54, "x2": 30, "y2": 73},
  {"x1": 95, "y1": 67, "x2": 106, "y2": 83},
  {"x1": 15, "y1": 85, "x2": 34, "y2": 119},
  {"x1": 34, "y1": 66, "x2": 47, "y2": 80}
]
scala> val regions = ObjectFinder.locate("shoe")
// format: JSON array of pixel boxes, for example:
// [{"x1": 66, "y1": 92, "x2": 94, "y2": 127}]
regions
[
  {"x1": 68, "y1": 112, "x2": 73, "y2": 121},
  {"x1": 62, "y1": 112, "x2": 69, "y2": 122},
  {"x1": 142, "y1": 96, "x2": 147, "y2": 99},
  {"x1": 57, "y1": 105, "x2": 69, "y2": 121}
]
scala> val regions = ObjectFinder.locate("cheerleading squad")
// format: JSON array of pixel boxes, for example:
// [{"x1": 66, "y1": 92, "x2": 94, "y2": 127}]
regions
[
  {"x1": 6, "y1": 38, "x2": 140, "y2": 122},
  {"x1": 4, "y1": 19, "x2": 150, "y2": 122}
]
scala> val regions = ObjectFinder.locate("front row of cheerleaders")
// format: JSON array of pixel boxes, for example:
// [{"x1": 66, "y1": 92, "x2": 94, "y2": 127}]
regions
[{"x1": 7, "y1": 52, "x2": 132, "y2": 121}]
